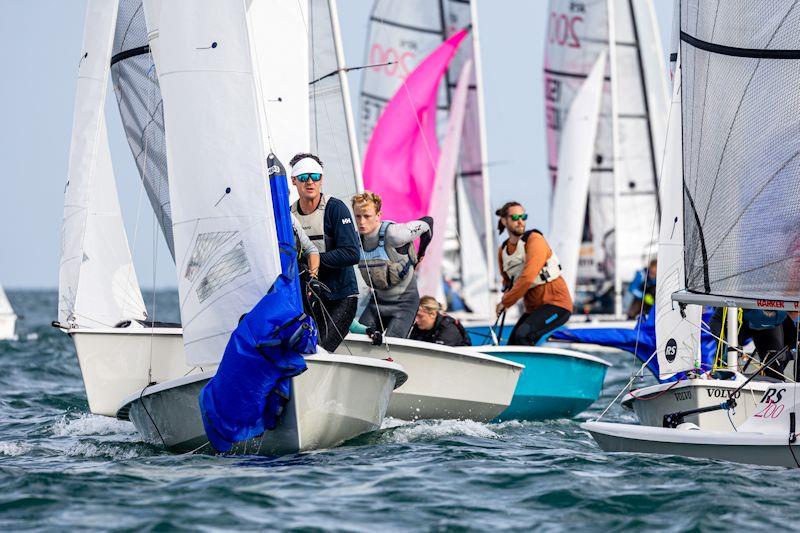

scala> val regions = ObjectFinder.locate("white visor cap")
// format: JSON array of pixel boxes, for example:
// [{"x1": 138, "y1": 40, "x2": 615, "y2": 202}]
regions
[{"x1": 291, "y1": 157, "x2": 324, "y2": 177}]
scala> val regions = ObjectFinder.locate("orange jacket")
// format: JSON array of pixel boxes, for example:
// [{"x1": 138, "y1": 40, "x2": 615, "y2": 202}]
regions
[{"x1": 498, "y1": 232, "x2": 573, "y2": 314}]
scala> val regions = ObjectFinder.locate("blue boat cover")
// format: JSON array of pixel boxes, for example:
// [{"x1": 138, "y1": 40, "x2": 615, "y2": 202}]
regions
[
  {"x1": 550, "y1": 308, "x2": 717, "y2": 382},
  {"x1": 199, "y1": 154, "x2": 318, "y2": 453}
]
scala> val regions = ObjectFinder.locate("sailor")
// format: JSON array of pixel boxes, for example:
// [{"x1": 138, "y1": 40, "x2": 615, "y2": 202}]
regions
[
  {"x1": 291, "y1": 214, "x2": 321, "y2": 307},
  {"x1": 408, "y1": 296, "x2": 471, "y2": 347},
  {"x1": 626, "y1": 259, "x2": 657, "y2": 319},
  {"x1": 289, "y1": 153, "x2": 360, "y2": 352},
  {"x1": 495, "y1": 201, "x2": 573, "y2": 345},
  {"x1": 352, "y1": 191, "x2": 433, "y2": 338}
]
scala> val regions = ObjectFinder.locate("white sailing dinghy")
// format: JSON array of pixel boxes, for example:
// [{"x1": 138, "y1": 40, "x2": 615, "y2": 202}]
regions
[
  {"x1": 544, "y1": 0, "x2": 669, "y2": 328},
  {"x1": 584, "y1": 0, "x2": 800, "y2": 465},
  {"x1": 0, "y1": 285, "x2": 17, "y2": 341},
  {"x1": 113, "y1": 0, "x2": 407, "y2": 455}
]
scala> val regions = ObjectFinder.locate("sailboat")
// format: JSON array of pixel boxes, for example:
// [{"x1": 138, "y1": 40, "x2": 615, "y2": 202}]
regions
[
  {"x1": 356, "y1": 1, "x2": 610, "y2": 421},
  {"x1": 583, "y1": 0, "x2": 800, "y2": 466},
  {"x1": 59, "y1": 0, "x2": 408, "y2": 457},
  {"x1": 544, "y1": 0, "x2": 669, "y2": 327},
  {"x1": 0, "y1": 286, "x2": 17, "y2": 341}
]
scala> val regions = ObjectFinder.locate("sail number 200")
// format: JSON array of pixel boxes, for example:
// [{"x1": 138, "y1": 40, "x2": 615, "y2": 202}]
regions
[{"x1": 548, "y1": 12, "x2": 582, "y2": 49}]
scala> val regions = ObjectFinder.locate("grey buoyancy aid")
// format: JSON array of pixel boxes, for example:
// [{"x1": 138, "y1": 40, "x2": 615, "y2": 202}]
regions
[
  {"x1": 291, "y1": 195, "x2": 328, "y2": 253},
  {"x1": 358, "y1": 221, "x2": 417, "y2": 296},
  {"x1": 501, "y1": 230, "x2": 562, "y2": 288}
]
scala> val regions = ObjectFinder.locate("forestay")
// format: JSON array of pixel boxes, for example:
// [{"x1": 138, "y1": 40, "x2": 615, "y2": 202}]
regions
[
  {"x1": 59, "y1": 0, "x2": 147, "y2": 328},
  {"x1": 544, "y1": 0, "x2": 667, "y2": 287},
  {"x1": 677, "y1": 0, "x2": 800, "y2": 309},
  {"x1": 151, "y1": 0, "x2": 281, "y2": 366},
  {"x1": 308, "y1": 0, "x2": 362, "y2": 201},
  {"x1": 110, "y1": 0, "x2": 174, "y2": 259}
]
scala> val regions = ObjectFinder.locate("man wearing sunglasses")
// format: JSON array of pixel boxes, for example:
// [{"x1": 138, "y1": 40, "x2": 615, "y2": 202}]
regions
[
  {"x1": 495, "y1": 201, "x2": 572, "y2": 345},
  {"x1": 289, "y1": 153, "x2": 360, "y2": 352}
]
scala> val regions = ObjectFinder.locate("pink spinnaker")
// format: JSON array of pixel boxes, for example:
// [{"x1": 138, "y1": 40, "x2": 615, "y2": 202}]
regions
[{"x1": 362, "y1": 29, "x2": 468, "y2": 222}]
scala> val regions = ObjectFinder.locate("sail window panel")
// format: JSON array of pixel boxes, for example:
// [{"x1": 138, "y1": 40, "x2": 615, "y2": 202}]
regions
[{"x1": 681, "y1": 0, "x2": 800, "y2": 301}]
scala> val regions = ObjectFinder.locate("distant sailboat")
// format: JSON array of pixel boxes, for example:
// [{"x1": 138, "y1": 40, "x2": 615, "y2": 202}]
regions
[{"x1": 0, "y1": 285, "x2": 17, "y2": 341}]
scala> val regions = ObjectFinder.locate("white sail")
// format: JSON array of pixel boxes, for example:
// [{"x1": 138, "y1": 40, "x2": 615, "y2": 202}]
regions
[
  {"x1": 418, "y1": 59, "x2": 473, "y2": 298},
  {"x1": 0, "y1": 285, "x2": 14, "y2": 317},
  {"x1": 308, "y1": 0, "x2": 362, "y2": 200},
  {"x1": 152, "y1": 0, "x2": 281, "y2": 365},
  {"x1": 544, "y1": 0, "x2": 667, "y2": 290},
  {"x1": 59, "y1": 0, "x2": 147, "y2": 328},
  {"x1": 247, "y1": 1, "x2": 310, "y2": 169},
  {"x1": 549, "y1": 54, "x2": 607, "y2": 297},
  {"x1": 654, "y1": 60, "x2": 700, "y2": 379}
]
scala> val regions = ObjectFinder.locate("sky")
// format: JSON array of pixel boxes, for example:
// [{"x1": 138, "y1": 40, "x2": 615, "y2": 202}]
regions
[{"x1": 0, "y1": 1, "x2": 673, "y2": 289}]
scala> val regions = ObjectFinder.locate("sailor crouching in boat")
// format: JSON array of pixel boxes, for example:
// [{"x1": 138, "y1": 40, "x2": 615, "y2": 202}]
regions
[
  {"x1": 408, "y1": 296, "x2": 471, "y2": 347},
  {"x1": 352, "y1": 191, "x2": 433, "y2": 338},
  {"x1": 289, "y1": 153, "x2": 360, "y2": 352},
  {"x1": 495, "y1": 201, "x2": 573, "y2": 345}
]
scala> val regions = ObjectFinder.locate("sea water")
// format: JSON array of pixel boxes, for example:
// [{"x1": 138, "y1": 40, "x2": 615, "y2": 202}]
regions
[{"x1": 0, "y1": 290, "x2": 796, "y2": 531}]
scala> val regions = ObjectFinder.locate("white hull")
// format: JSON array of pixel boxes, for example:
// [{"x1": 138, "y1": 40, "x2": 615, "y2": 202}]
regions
[
  {"x1": 69, "y1": 326, "x2": 193, "y2": 417},
  {"x1": 338, "y1": 335, "x2": 522, "y2": 422},
  {"x1": 622, "y1": 378, "x2": 772, "y2": 431},
  {"x1": 0, "y1": 313, "x2": 16, "y2": 341},
  {"x1": 118, "y1": 354, "x2": 407, "y2": 455},
  {"x1": 583, "y1": 421, "x2": 800, "y2": 468}
]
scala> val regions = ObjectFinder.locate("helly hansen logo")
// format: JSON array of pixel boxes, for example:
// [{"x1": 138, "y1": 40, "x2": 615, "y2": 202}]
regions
[{"x1": 342, "y1": 217, "x2": 352, "y2": 224}]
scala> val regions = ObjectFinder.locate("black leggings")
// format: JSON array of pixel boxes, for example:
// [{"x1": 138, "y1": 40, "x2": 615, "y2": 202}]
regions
[
  {"x1": 310, "y1": 296, "x2": 357, "y2": 352},
  {"x1": 508, "y1": 304, "x2": 571, "y2": 346}
]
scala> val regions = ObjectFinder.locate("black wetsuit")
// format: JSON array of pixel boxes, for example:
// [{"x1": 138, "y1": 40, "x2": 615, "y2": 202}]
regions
[{"x1": 408, "y1": 314, "x2": 471, "y2": 347}]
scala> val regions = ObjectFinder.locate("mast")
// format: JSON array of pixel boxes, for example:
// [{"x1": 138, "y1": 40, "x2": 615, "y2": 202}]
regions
[
  {"x1": 327, "y1": 0, "x2": 363, "y2": 191},
  {"x1": 470, "y1": 0, "x2": 497, "y2": 309},
  {"x1": 607, "y1": 0, "x2": 623, "y2": 317}
]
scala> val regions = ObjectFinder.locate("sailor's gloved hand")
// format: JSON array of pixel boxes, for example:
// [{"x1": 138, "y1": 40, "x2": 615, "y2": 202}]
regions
[
  {"x1": 365, "y1": 327, "x2": 383, "y2": 346},
  {"x1": 417, "y1": 216, "x2": 434, "y2": 259},
  {"x1": 307, "y1": 277, "x2": 329, "y2": 299}
]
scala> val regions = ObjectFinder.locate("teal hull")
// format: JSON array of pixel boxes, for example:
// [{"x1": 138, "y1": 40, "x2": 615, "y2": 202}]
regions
[{"x1": 478, "y1": 348, "x2": 609, "y2": 421}]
